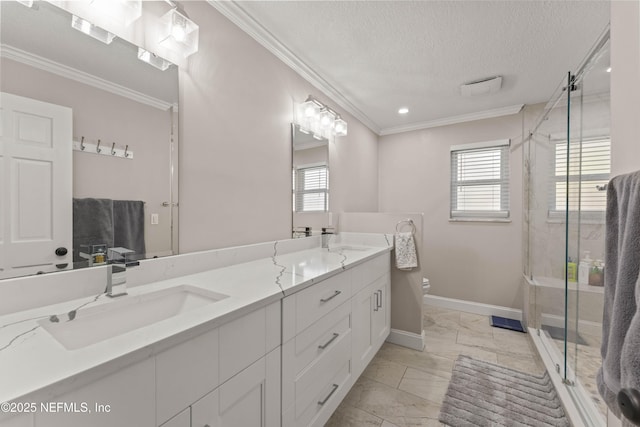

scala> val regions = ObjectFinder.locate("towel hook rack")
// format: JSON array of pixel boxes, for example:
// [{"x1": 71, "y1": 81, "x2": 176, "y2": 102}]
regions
[
  {"x1": 396, "y1": 218, "x2": 416, "y2": 234},
  {"x1": 72, "y1": 138, "x2": 134, "y2": 160}
]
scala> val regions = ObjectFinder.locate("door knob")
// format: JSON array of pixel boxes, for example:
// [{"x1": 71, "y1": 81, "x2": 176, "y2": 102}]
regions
[
  {"x1": 55, "y1": 247, "x2": 68, "y2": 256},
  {"x1": 618, "y1": 388, "x2": 640, "y2": 426}
]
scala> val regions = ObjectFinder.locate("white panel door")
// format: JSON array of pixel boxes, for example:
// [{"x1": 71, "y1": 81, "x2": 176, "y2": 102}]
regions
[{"x1": 0, "y1": 92, "x2": 72, "y2": 278}]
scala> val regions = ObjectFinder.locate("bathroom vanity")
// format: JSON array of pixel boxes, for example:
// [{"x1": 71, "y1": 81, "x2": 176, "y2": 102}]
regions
[{"x1": 0, "y1": 233, "x2": 391, "y2": 427}]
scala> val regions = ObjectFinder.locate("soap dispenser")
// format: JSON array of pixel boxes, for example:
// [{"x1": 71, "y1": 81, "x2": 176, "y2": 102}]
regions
[{"x1": 578, "y1": 251, "x2": 592, "y2": 286}]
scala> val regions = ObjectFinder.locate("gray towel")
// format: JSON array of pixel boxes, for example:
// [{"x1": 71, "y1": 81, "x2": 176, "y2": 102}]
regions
[
  {"x1": 113, "y1": 200, "x2": 146, "y2": 259},
  {"x1": 597, "y1": 170, "x2": 640, "y2": 423},
  {"x1": 72, "y1": 198, "x2": 114, "y2": 263}
]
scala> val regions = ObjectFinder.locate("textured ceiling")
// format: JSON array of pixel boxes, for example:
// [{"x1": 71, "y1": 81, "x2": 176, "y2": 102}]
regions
[{"x1": 235, "y1": 0, "x2": 610, "y2": 134}]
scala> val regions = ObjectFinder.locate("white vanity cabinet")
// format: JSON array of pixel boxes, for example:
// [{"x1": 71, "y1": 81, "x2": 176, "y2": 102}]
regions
[
  {"x1": 158, "y1": 301, "x2": 281, "y2": 427},
  {"x1": 281, "y1": 253, "x2": 391, "y2": 427}
]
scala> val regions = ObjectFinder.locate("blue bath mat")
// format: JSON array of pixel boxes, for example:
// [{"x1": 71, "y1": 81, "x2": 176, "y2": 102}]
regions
[{"x1": 490, "y1": 315, "x2": 525, "y2": 333}]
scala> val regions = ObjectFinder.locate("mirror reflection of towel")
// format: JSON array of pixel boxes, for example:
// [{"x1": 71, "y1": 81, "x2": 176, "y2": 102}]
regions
[
  {"x1": 113, "y1": 200, "x2": 146, "y2": 259},
  {"x1": 73, "y1": 198, "x2": 114, "y2": 263},
  {"x1": 73, "y1": 198, "x2": 146, "y2": 263},
  {"x1": 394, "y1": 232, "x2": 417, "y2": 270}
]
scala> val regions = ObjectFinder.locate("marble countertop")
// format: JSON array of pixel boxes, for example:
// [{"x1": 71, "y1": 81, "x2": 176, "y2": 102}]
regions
[{"x1": 0, "y1": 237, "x2": 391, "y2": 407}]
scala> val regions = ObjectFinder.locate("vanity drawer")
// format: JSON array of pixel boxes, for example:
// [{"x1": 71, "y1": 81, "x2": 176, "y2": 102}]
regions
[
  {"x1": 292, "y1": 271, "x2": 352, "y2": 336},
  {"x1": 282, "y1": 301, "x2": 351, "y2": 407},
  {"x1": 282, "y1": 335, "x2": 352, "y2": 427},
  {"x1": 352, "y1": 254, "x2": 390, "y2": 294}
]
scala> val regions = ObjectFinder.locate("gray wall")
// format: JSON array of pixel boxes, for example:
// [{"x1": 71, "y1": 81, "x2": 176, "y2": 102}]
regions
[{"x1": 177, "y1": 2, "x2": 380, "y2": 253}]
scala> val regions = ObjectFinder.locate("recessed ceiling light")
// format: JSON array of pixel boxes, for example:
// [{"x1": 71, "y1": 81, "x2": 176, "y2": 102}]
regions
[
  {"x1": 398, "y1": 107, "x2": 409, "y2": 114},
  {"x1": 606, "y1": 67, "x2": 612, "y2": 73}
]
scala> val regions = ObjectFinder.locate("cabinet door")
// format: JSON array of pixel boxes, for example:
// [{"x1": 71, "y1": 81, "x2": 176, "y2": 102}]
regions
[
  {"x1": 351, "y1": 284, "x2": 374, "y2": 378},
  {"x1": 34, "y1": 358, "x2": 155, "y2": 427},
  {"x1": 156, "y1": 328, "x2": 219, "y2": 425},
  {"x1": 192, "y1": 349, "x2": 280, "y2": 427},
  {"x1": 372, "y1": 277, "x2": 391, "y2": 348}
]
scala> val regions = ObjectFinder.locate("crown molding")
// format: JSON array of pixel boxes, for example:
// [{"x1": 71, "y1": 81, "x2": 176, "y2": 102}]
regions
[
  {"x1": 1, "y1": 44, "x2": 173, "y2": 111},
  {"x1": 379, "y1": 104, "x2": 525, "y2": 136},
  {"x1": 207, "y1": 1, "x2": 381, "y2": 135}
]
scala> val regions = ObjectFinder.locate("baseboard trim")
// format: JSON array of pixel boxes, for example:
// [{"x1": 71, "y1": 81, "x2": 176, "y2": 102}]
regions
[
  {"x1": 423, "y1": 294, "x2": 523, "y2": 321},
  {"x1": 386, "y1": 328, "x2": 425, "y2": 351}
]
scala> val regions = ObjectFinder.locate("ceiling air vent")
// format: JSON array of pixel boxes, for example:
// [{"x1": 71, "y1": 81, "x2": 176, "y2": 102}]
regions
[{"x1": 460, "y1": 76, "x2": 502, "y2": 97}]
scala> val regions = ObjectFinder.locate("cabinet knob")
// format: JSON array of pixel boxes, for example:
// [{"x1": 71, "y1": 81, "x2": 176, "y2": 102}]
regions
[
  {"x1": 55, "y1": 247, "x2": 68, "y2": 256},
  {"x1": 618, "y1": 388, "x2": 640, "y2": 426}
]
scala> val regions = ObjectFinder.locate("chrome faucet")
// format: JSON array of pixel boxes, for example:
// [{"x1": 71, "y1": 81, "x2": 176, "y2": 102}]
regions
[
  {"x1": 105, "y1": 263, "x2": 128, "y2": 298},
  {"x1": 105, "y1": 248, "x2": 139, "y2": 298},
  {"x1": 321, "y1": 227, "x2": 335, "y2": 249}
]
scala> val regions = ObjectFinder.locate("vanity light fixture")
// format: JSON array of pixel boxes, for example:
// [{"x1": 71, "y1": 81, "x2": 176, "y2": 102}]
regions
[
  {"x1": 71, "y1": 15, "x2": 116, "y2": 45},
  {"x1": 333, "y1": 115, "x2": 348, "y2": 137},
  {"x1": 158, "y1": 8, "x2": 200, "y2": 58},
  {"x1": 15, "y1": 0, "x2": 34, "y2": 7},
  {"x1": 295, "y1": 95, "x2": 348, "y2": 138},
  {"x1": 137, "y1": 48, "x2": 173, "y2": 71},
  {"x1": 398, "y1": 107, "x2": 409, "y2": 114},
  {"x1": 90, "y1": 0, "x2": 142, "y2": 27}
]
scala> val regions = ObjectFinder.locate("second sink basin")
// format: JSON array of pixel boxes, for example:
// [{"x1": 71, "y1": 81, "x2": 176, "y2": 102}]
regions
[
  {"x1": 327, "y1": 245, "x2": 370, "y2": 253},
  {"x1": 39, "y1": 285, "x2": 229, "y2": 350}
]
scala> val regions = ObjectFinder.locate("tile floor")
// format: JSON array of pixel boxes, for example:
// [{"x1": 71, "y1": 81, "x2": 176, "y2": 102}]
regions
[{"x1": 326, "y1": 306, "x2": 545, "y2": 427}]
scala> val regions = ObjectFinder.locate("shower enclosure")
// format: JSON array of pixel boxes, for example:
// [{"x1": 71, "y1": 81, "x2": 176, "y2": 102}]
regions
[{"x1": 524, "y1": 28, "x2": 610, "y2": 426}]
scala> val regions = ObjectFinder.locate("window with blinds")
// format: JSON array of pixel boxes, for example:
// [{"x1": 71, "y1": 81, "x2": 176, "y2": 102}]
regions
[
  {"x1": 294, "y1": 164, "x2": 329, "y2": 212},
  {"x1": 450, "y1": 140, "x2": 510, "y2": 219},
  {"x1": 549, "y1": 137, "x2": 610, "y2": 220}
]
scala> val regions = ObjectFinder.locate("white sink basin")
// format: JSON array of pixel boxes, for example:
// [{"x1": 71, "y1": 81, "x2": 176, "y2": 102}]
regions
[{"x1": 39, "y1": 285, "x2": 229, "y2": 350}]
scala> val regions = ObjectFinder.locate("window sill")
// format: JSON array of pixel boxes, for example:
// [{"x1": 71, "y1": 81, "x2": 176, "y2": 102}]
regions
[
  {"x1": 449, "y1": 218, "x2": 512, "y2": 224},
  {"x1": 545, "y1": 217, "x2": 605, "y2": 226}
]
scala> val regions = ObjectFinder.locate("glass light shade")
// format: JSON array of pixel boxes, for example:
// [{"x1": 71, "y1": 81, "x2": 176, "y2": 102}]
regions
[
  {"x1": 318, "y1": 109, "x2": 334, "y2": 129},
  {"x1": 90, "y1": 0, "x2": 142, "y2": 26},
  {"x1": 300, "y1": 99, "x2": 320, "y2": 119},
  {"x1": 71, "y1": 15, "x2": 116, "y2": 45},
  {"x1": 334, "y1": 116, "x2": 348, "y2": 136},
  {"x1": 137, "y1": 48, "x2": 173, "y2": 71},
  {"x1": 158, "y1": 9, "x2": 200, "y2": 58},
  {"x1": 16, "y1": 0, "x2": 34, "y2": 7}
]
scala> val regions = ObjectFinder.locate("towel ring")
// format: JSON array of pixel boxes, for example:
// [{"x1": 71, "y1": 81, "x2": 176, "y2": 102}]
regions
[{"x1": 395, "y1": 219, "x2": 416, "y2": 234}]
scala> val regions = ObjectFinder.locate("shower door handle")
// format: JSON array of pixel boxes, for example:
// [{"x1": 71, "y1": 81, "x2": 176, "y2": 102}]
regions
[{"x1": 618, "y1": 388, "x2": 640, "y2": 426}]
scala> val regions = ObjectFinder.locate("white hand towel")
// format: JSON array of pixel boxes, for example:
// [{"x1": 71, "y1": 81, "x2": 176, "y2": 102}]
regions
[{"x1": 394, "y1": 232, "x2": 418, "y2": 270}]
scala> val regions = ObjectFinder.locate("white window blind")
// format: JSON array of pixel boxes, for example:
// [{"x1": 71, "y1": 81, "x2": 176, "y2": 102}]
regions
[
  {"x1": 450, "y1": 140, "x2": 510, "y2": 219},
  {"x1": 294, "y1": 164, "x2": 329, "y2": 212},
  {"x1": 549, "y1": 137, "x2": 610, "y2": 219}
]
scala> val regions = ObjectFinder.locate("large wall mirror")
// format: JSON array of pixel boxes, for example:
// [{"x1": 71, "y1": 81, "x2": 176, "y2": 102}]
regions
[
  {"x1": 0, "y1": 1, "x2": 179, "y2": 279},
  {"x1": 291, "y1": 123, "x2": 331, "y2": 237}
]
